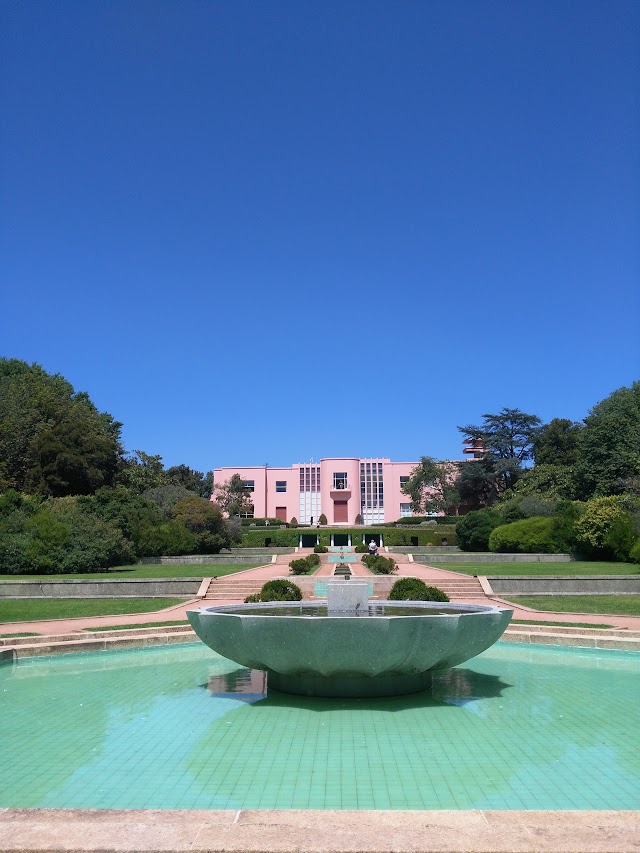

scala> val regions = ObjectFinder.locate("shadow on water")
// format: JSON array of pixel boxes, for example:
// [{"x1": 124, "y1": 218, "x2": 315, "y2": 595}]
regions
[{"x1": 203, "y1": 665, "x2": 512, "y2": 711}]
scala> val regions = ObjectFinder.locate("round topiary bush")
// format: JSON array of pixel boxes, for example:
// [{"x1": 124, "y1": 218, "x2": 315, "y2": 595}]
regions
[
  {"x1": 318, "y1": 514, "x2": 327, "y2": 525},
  {"x1": 260, "y1": 579, "x2": 303, "y2": 601},
  {"x1": 289, "y1": 558, "x2": 311, "y2": 575},
  {"x1": 244, "y1": 593, "x2": 261, "y2": 603},
  {"x1": 361, "y1": 554, "x2": 397, "y2": 574},
  {"x1": 389, "y1": 577, "x2": 450, "y2": 602},
  {"x1": 314, "y1": 544, "x2": 328, "y2": 553}
]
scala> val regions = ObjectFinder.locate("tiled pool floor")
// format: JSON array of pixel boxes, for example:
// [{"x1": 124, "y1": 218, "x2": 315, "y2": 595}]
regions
[{"x1": 1, "y1": 642, "x2": 638, "y2": 810}]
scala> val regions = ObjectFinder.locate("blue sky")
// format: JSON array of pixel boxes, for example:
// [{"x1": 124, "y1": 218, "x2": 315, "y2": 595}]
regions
[{"x1": 2, "y1": 1, "x2": 638, "y2": 474}]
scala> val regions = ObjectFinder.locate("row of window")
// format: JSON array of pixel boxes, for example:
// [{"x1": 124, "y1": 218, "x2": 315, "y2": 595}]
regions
[{"x1": 244, "y1": 475, "x2": 411, "y2": 495}]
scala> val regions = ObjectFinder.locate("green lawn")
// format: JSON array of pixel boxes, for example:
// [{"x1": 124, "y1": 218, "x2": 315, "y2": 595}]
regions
[
  {"x1": 85, "y1": 620, "x2": 190, "y2": 631},
  {"x1": 0, "y1": 564, "x2": 261, "y2": 581},
  {"x1": 0, "y1": 632, "x2": 39, "y2": 637},
  {"x1": 511, "y1": 619, "x2": 614, "y2": 629},
  {"x1": 426, "y1": 561, "x2": 639, "y2": 576},
  {"x1": 504, "y1": 595, "x2": 640, "y2": 616},
  {"x1": 0, "y1": 597, "x2": 188, "y2": 623}
]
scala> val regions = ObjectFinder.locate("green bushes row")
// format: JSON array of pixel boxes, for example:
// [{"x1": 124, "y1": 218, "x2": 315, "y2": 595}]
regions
[
  {"x1": 289, "y1": 553, "x2": 321, "y2": 575},
  {"x1": 361, "y1": 554, "x2": 397, "y2": 574},
  {"x1": 0, "y1": 487, "x2": 237, "y2": 573},
  {"x1": 239, "y1": 527, "x2": 457, "y2": 548},
  {"x1": 457, "y1": 495, "x2": 640, "y2": 560}
]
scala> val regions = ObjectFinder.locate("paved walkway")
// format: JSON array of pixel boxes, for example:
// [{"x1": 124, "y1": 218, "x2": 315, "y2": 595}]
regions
[{"x1": 3, "y1": 557, "x2": 640, "y2": 634}]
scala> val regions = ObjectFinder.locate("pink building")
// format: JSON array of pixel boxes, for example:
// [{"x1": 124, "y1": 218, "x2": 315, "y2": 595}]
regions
[{"x1": 213, "y1": 457, "x2": 436, "y2": 525}]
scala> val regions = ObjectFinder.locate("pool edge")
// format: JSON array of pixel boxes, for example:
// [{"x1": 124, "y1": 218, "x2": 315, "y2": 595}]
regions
[{"x1": 0, "y1": 808, "x2": 638, "y2": 853}]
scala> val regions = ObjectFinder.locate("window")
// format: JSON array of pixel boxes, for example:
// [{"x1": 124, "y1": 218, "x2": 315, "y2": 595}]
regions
[
  {"x1": 244, "y1": 480, "x2": 254, "y2": 492},
  {"x1": 333, "y1": 472, "x2": 348, "y2": 489},
  {"x1": 400, "y1": 503, "x2": 412, "y2": 517},
  {"x1": 400, "y1": 476, "x2": 410, "y2": 488},
  {"x1": 275, "y1": 481, "x2": 287, "y2": 493}
]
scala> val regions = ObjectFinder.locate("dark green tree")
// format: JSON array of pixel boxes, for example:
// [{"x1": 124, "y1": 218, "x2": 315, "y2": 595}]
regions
[
  {"x1": 0, "y1": 359, "x2": 123, "y2": 496},
  {"x1": 143, "y1": 484, "x2": 199, "y2": 518},
  {"x1": 117, "y1": 450, "x2": 167, "y2": 494},
  {"x1": 457, "y1": 407, "x2": 542, "y2": 498},
  {"x1": 533, "y1": 418, "x2": 582, "y2": 466},
  {"x1": 165, "y1": 464, "x2": 212, "y2": 498},
  {"x1": 171, "y1": 496, "x2": 230, "y2": 553},
  {"x1": 576, "y1": 382, "x2": 640, "y2": 497}
]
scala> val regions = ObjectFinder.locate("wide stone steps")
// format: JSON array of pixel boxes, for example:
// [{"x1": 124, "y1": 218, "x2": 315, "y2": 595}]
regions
[{"x1": 202, "y1": 573, "x2": 486, "y2": 601}]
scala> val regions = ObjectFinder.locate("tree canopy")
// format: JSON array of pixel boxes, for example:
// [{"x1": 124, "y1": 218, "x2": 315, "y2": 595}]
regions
[
  {"x1": 0, "y1": 358, "x2": 123, "y2": 496},
  {"x1": 576, "y1": 382, "x2": 640, "y2": 498},
  {"x1": 401, "y1": 456, "x2": 460, "y2": 515},
  {"x1": 213, "y1": 473, "x2": 254, "y2": 517}
]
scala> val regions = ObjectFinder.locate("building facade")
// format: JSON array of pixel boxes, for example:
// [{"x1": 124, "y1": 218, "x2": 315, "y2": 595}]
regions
[{"x1": 213, "y1": 458, "x2": 436, "y2": 525}]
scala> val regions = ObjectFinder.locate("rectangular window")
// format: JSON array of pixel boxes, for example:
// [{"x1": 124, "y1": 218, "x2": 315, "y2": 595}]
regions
[
  {"x1": 400, "y1": 503, "x2": 412, "y2": 517},
  {"x1": 400, "y1": 476, "x2": 410, "y2": 488},
  {"x1": 333, "y1": 472, "x2": 348, "y2": 489},
  {"x1": 275, "y1": 481, "x2": 287, "y2": 493},
  {"x1": 244, "y1": 480, "x2": 255, "y2": 492}
]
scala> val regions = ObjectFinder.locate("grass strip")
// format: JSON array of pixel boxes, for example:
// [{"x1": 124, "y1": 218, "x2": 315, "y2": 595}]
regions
[
  {"x1": 0, "y1": 597, "x2": 188, "y2": 623},
  {"x1": 503, "y1": 595, "x2": 640, "y2": 616},
  {"x1": 0, "y1": 632, "x2": 40, "y2": 637},
  {"x1": 424, "y1": 561, "x2": 639, "y2": 576},
  {"x1": 510, "y1": 619, "x2": 614, "y2": 629},
  {"x1": 85, "y1": 620, "x2": 191, "y2": 632},
  {"x1": 0, "y1": 564, "x2": 262, "y2": 581}
]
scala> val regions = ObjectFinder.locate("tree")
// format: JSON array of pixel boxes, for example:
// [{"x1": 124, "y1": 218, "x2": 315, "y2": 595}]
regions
[
  {"x1": 165, "y1": 464, "x2": 212, "y2": 498},
  {"x1": 455, "y1": 508, "x2": 502, "y2": 551},
  {"x1": 213, "y1": 473, "x2": 254, "y2": 517},
  {"x1": 457, "y1": 407, "x2": 542, "y2": 496},
  {"x1": 576, "y1": 382, "x2": 640, "y2": 498},
  {"x1": 0, "y1": 358, "x2": 123, "y2": 496},
  {"x1": 118, "y1": 450, "x2": 167, "y2": 494},
  {"x1": 573, "y1": 496, "x2": 637, "y2": 561},
  {"x1": 534, "y1": 418, "x2": 582, "y2": 466},
  {"x1": 143, "y1": 484, "x2": 199, "y2": 518},
  {"x1": 402, "y1": 457, "x2": 460, "y2": 515},
  {"x1": 170, "y1": 496, "x2": 230, "y2": 553},
  {"x1": 511, "y1": 463, "x2": 579, "y2": 501}
]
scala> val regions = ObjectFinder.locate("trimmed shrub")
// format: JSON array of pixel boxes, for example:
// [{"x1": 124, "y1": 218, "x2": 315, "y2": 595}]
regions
[
  {"x1": 354, "y1": 543, "x2": 368, "y2": 553},
  {"x1": 489, "y1": 516, "x2": 560, "y2": 553},
  {"x1": 389, "y1": 578, "x2": 449, "y2": 602},
  {"x1": 289, "y1": 517, "x2": 298, "y2": 528},
  {"x1": 456, "y1": 509, "x2": 502, "y2": 551},
  {"x1": 361, "y1": 553, "x2": 397, "y2": 574},
  {"x1": 314, "y1": 545, "x2": 328, "y2": 553},
  {"x1": 354, "y1": 514, "x2": 363, "y2": 525},
  {"x1": 260, "y1": 579, "x2": 302, "y2": 601},
  {"x1": 318, "y1": 513, "x2": 327, "y2": 525},
  {"x1": 629, "y1": 538, "x2": 640, "y2": 564},
  {"x1": 289, "y1": 558, "x2": 310, "y2": 575},
  {"x1": 573, "y1": 496, "x2": 637, "y2": 561},
  {"x1": 244, "y1": 593, "x2": 261, "y2": 603},
  {"x1": 289, "y1": 553, "x2": 321, "y2": 574}
]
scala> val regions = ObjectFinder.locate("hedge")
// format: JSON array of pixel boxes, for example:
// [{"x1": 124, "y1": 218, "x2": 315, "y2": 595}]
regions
[
  {"x1": 239, "y1": 527, "x2": 457, "y2": 548},
  {"x1": 488, "y1": 516, "x2": 561, "y2": 554}
]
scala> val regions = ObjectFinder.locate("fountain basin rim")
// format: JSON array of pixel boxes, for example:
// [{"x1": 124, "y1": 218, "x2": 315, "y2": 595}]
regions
[{"x1": 188, "y1": 600, "x2": 510, "y2": 619}]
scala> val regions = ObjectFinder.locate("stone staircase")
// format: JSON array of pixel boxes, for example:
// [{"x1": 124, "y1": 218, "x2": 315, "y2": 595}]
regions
[{"x1": 200, "y1": 571, "x2": 486, "y2": 602}]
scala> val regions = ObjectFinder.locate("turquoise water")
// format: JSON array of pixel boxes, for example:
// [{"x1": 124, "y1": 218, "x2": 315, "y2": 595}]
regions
[
  {"x1": 328, "y1": 555, "x2": 357, "y2": 562},
  {"x1": 1, "y1": 642, "x2": 638, "y2": 810}
]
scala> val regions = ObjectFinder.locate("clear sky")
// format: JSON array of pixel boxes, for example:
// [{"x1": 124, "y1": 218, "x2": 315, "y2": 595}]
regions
[{"x1": 2, "y1": 0, "x2": 638, "y2": 474}]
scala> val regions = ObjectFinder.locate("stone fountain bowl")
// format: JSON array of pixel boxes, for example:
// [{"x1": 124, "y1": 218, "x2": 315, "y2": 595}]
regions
[{"x1": 187, "y1": 601, "x2": 513, "y2": 698}]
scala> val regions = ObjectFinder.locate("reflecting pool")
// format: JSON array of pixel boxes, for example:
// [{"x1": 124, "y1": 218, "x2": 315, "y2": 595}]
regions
[{"x1": 0, "y1": 642, "x2": 638, "y2": 810}]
